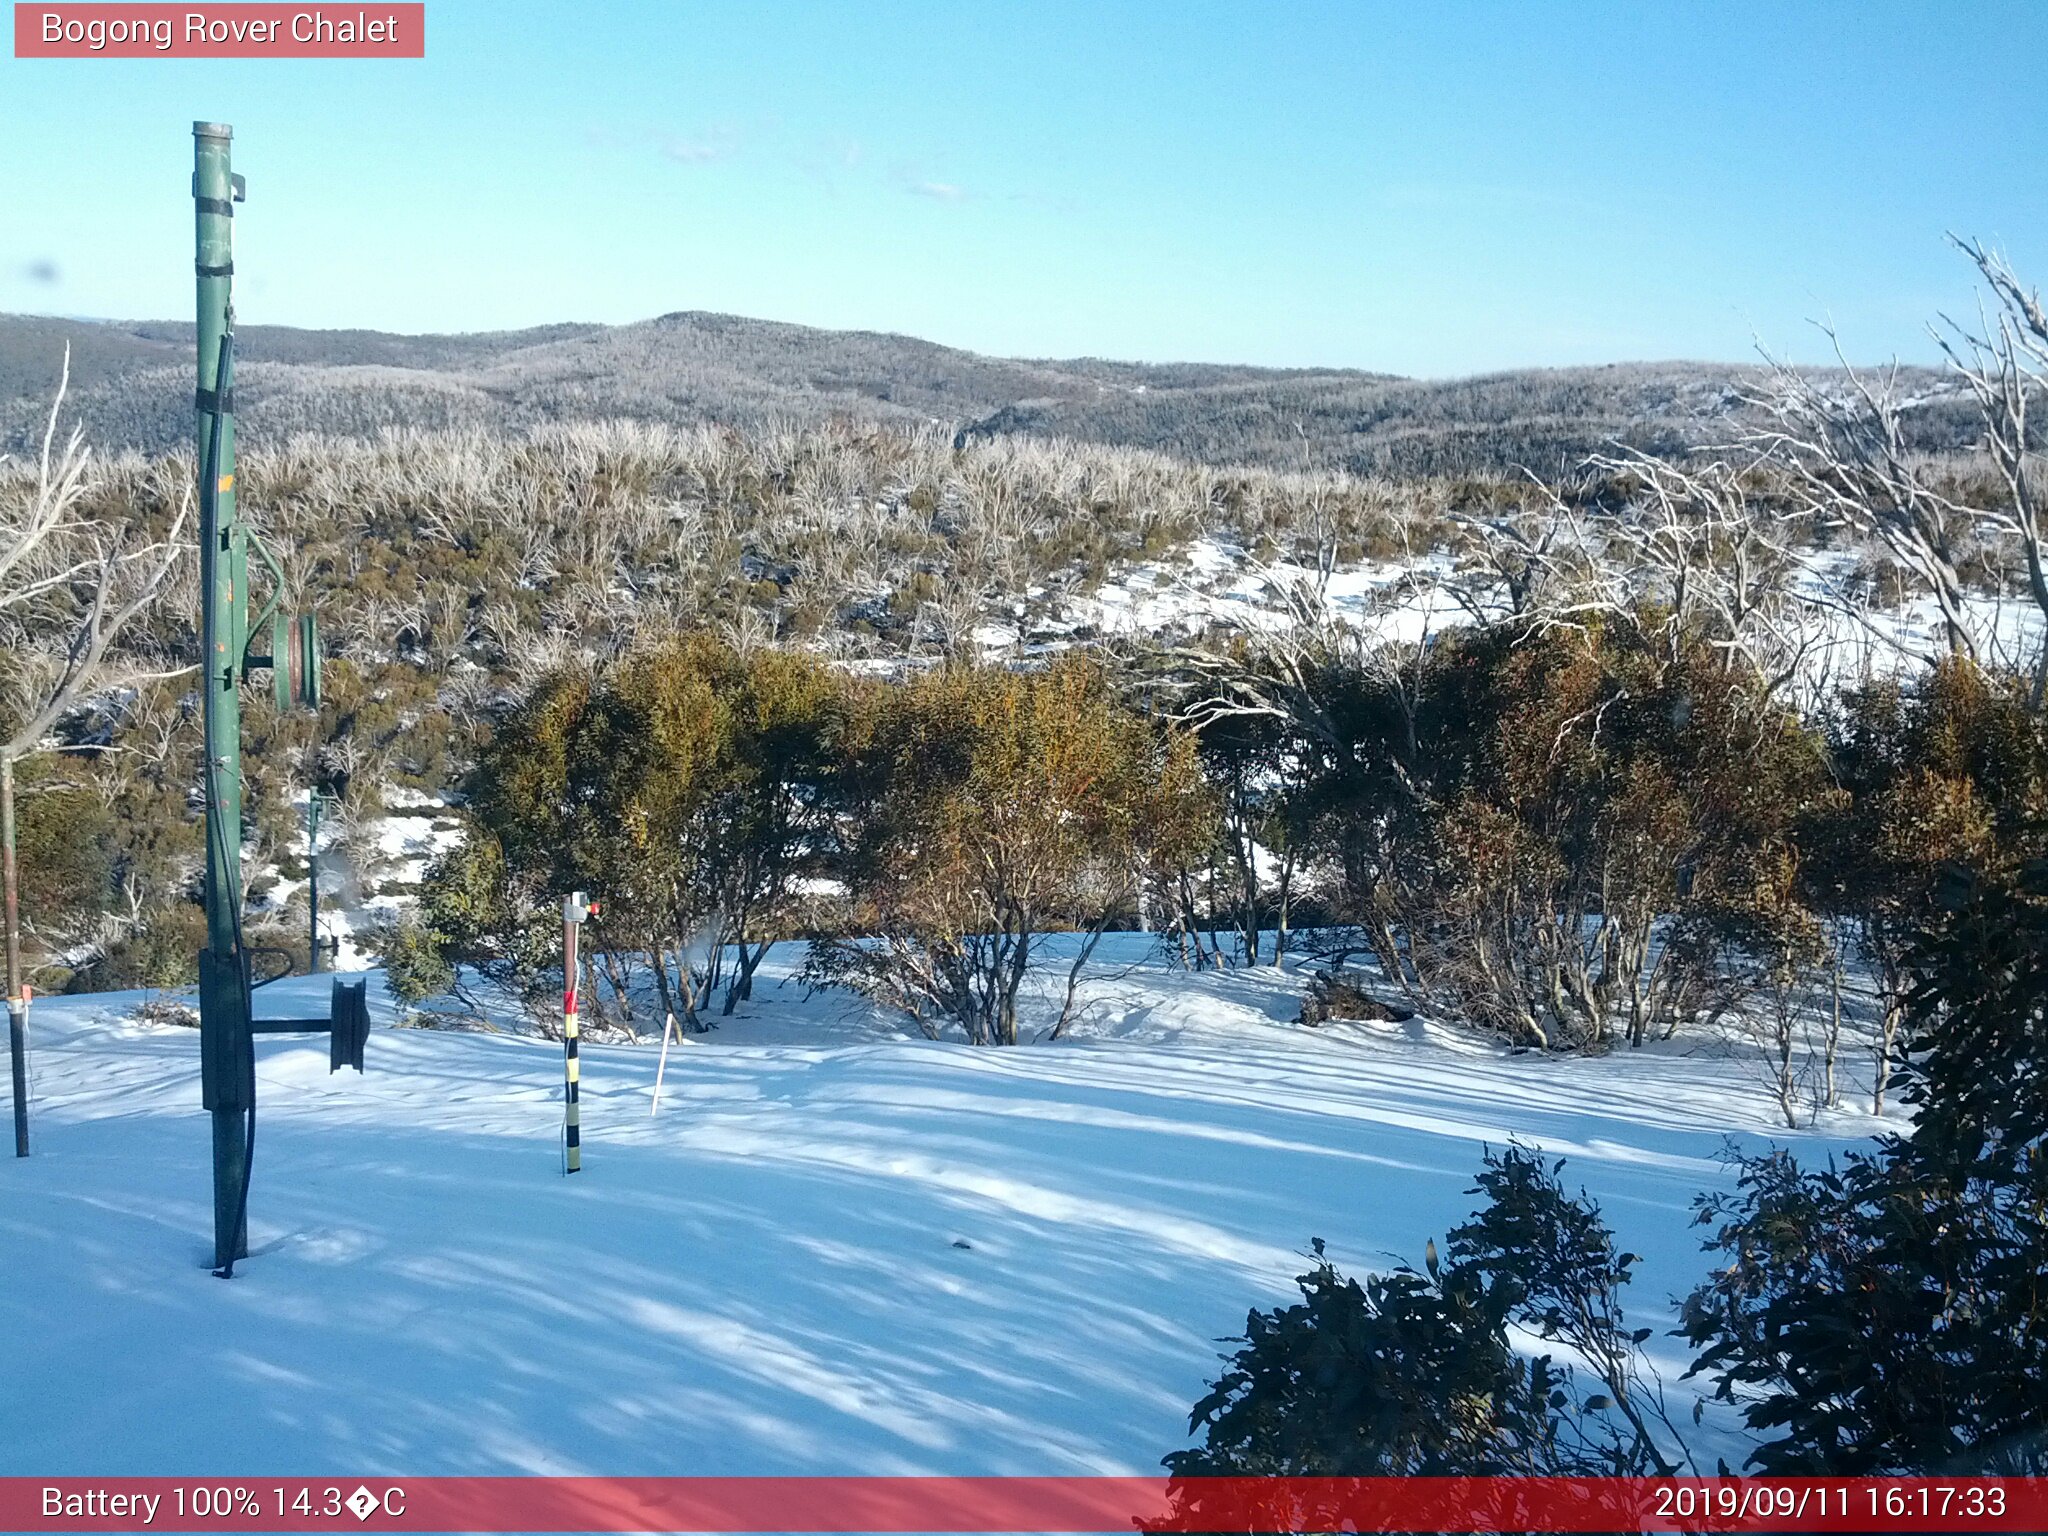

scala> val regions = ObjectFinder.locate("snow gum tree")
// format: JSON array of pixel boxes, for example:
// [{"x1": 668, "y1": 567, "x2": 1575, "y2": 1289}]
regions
[
  {"x1": 810, "y1": 656, "x2": 1212, "y2": 1044},
  {"x1": 1186, "y1": 696, "x2": 1312, "y2": 967},
  {"x1": 1191, "y1": 613, "x2": 1834, "y2": 1051},
  {"x1": 563, "y1": 636, "x2": 838, "y2": 1027},
  {"x1": 410, "y1": 636, "x2": 842, "y2": 1032},
  {"x1": 1818, "y1": 659, "x2": 2048, "y2": 1111}
]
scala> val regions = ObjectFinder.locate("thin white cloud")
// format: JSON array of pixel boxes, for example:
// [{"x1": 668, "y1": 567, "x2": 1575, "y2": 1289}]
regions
[
  {"x1": 661, "y1": 132, "x2": 736, "y2": 166},
  {"x1": 907, "y1": 180, "x2": 969, "y2": 203}
]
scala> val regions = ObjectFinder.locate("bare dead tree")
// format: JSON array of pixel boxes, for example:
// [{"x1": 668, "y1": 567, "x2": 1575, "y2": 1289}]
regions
[
  {"x1": 0, "y1": 354, "x2": 193, "y2": 764},
  {"x1": 1, "y1": 354, "x2": 190, "y2": 1150},
  {"x1": 1935, "y1": 236, "x2": 2048, "y2": 703},
  {"x1": 1748, "y1": 334, "x2": 1983, "y2": 664},
  {"x1": 1442, "y1": 488, "x2": 1581, "y2": 622},
  {"x1": 1575, "y1": 447, "x2": 1822, "y2": 713}
]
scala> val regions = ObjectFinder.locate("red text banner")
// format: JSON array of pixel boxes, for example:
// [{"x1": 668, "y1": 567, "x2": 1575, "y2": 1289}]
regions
[
  {"x1": 14, "y1": 4, "x2": 424, "y2": 58},
  {"x1": 4, "y1": 1477, "x2": 2047, "y2": 1533}
]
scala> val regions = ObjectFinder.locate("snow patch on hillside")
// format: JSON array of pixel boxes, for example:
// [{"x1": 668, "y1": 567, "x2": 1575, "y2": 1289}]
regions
[
  {"x1": 1070, "y1": 538, "x2": 1471, "y2": 646},
  {"x1": 1068, "y1": 536, "x2": 2043, "y2": 697},
  {"x1": 251, "y1": 789, "x2": 466, "y2": 970}
]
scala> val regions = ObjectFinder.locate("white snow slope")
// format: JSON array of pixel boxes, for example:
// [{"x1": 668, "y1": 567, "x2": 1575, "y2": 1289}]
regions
[{"x1": 0, "y1": 938, "x2": 1883, "y2": 1479}]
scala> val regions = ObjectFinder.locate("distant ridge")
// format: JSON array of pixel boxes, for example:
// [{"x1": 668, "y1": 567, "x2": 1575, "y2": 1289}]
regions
[{"x1": 0, "y1": 309, "x2": 1966, "y2": 477}]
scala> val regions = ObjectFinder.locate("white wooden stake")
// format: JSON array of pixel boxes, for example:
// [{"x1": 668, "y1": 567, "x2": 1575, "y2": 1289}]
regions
[{"x1": 651, "y1": 1011, "x2": 678, "y2": 1116}]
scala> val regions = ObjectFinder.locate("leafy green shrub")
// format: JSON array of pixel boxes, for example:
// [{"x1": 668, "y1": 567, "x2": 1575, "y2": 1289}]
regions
[
  {"x1": 1199, "y1": 616, "x2": 1833, "y2": 1048},
  {"x1": 15, "y1": 777, "x2": 120, "y2": 948},
  {"x1": 1819, "y1": 658, "x2": 2048, "y2": 1109},
  {"x1": 1680, "y1": 861, "x2": 2048, "y2": 1473},
  {"x1": 809, "y1": 657, "x2": 1211, "y2": 1044},
  {"x1": 444, "y1": 637, "x2": 844, "y2": 1031},
  {"x1": 1166, "y1": 1147, "x2": 1685, "y2": 1486},
  {"x1": 1166, "y1": 1242, "x2": 1562, "y2": 1480},
  {"x1": 380, "y1": 915, "x2": 456, "y2": 1006},
  {"x1": 71, "y1": 903, "x2": 207, "y2": 991}
]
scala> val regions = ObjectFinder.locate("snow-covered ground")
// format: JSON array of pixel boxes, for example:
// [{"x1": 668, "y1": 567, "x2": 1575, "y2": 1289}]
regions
[
  {"x1": 1066, "y1": 538, "x2": 1469, "y2": 648},
  {"x1": 1787, "y1": 547, "x2": 2046, "y2": 699},
  {"x1": 1, "y1": 937, "x2": 1882, "y2": 1478}
]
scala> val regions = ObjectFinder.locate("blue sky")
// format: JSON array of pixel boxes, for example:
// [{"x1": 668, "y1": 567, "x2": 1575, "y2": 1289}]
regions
[{"x1": 2, "y1": 1, "x2": 2044, "y2": 375}]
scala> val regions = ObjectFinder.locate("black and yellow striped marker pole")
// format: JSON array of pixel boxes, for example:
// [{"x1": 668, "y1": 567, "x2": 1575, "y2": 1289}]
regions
[{"x1": 561, "y1": 891, "x2": 596, "y2": 1173}]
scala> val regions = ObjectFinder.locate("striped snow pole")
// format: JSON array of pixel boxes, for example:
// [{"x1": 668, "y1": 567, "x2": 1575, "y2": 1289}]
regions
[{"x1": 561, "y1": 891, "x2": 596, "y2": 1173}]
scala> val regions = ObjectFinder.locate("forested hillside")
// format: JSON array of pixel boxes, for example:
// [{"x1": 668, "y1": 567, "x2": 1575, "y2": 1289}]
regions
[
  {"x1": 0, "y1": 308, "x2": 1974, "y2": 476},
  {"x1": 2, "y1": 247, "x2": 2040, "y2": 1065}
]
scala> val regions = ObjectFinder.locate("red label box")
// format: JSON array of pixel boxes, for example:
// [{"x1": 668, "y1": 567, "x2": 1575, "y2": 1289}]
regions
[
  {"x1": 14, "y1": 3, "x2": 425, "y2": 57},
  {"x1": 4, "y1": 1477, "x2": 2048, "y2": 1533}
]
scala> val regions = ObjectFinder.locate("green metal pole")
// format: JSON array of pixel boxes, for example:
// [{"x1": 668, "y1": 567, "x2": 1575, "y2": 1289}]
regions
[
  {"x1": 3, "y1": 752, "x2": 28, "y2": 1158},
  {"x1": 194, "y1": 121, "x2": 250, "y2": 1269}
]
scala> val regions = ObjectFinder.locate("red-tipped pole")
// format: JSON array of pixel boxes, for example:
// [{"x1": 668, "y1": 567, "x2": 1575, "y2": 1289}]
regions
[{"x1": 561, "y1": 891, "x2": 595, "y2": 1172}]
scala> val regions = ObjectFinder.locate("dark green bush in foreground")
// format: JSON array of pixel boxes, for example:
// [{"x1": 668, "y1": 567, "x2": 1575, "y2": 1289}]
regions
[{"x1": 1172, "y1": 864, "x2": 2048, "y2": 1481}]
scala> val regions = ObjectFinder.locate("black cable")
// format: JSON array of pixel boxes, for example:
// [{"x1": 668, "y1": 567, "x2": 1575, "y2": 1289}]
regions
[{"x1": 198, "y1": 325, "x2": 256, "y2": 1280}]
